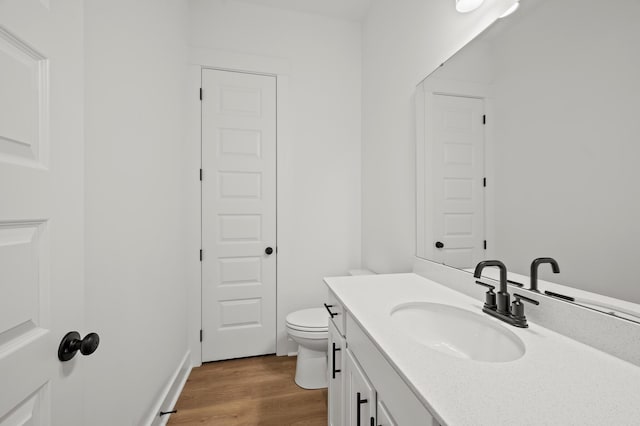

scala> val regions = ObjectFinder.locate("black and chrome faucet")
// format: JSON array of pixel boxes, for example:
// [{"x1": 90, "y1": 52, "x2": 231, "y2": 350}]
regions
[
  {"x1": 474, "y1": 260, "x2": 539, "y2": 328},
  {"x1": 530, "y1": 257, "x2": 560, "y2": 292}
]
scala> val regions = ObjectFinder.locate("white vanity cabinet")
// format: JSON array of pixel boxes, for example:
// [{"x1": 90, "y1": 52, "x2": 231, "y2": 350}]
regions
[{"x1": 327, "y1": 289, "x2": 439, "y2": 426}]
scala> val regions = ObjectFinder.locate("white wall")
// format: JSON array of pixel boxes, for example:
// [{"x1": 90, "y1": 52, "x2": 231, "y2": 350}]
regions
[
  {"x1": 361, "y1": 0, "x2": 514, "y2": 273},
  {"x1": 188, "y1": 0, "x2": 362, "y2": 354},
  {"x1": 84, "y1": 1, "x2": 189, "y2": 424}
]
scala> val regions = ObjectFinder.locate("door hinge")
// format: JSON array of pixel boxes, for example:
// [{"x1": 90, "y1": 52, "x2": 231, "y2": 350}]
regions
[
  {"x1": 199, "y1": 249, "x2": 203, "y2": 261},
  {"x1": 199, "y1": 88, "x2": 202, "y2": 100},
  {"x1": 199, "y1": 329, "x2": 203, "y2": 342},
  {"x1": 482, "y1": 114, "x2": 486, "y2": 125},
  {"x1": 483, "y1": 177, "x2": 486, "y2": 187},
  {"x1": 484, "y1": 240, "x2": 487, "y2": 250},
  {"x1": 199, "y1": 168, "x2": 203, "y2": 181}
]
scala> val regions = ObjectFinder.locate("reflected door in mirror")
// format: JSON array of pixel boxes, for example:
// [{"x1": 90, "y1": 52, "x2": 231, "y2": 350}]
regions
[{"x1": 424, "y1": 94, "x2": 486, "y2": 269}]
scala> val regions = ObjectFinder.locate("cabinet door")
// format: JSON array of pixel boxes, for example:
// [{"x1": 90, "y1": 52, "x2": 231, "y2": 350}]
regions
[
  {"x1": 345, "y1": 349, "x2": 376, "y2": 426},
  {"x1": 376, "y1": 400, "x2": 397, "y2": 426},
  {"x1": 328, "y1": 320, "x2": 346, "y2": 426}
]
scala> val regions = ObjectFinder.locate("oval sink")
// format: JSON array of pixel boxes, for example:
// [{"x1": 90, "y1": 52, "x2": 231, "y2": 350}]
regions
[{"x1": 390, "y1": 302, "x2": 525, "y2": 363}]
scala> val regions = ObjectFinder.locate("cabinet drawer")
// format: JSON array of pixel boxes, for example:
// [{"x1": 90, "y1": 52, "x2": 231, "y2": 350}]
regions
[
  {"x1": 326, "y1": 290, "x2": 346, "y2": 336},
  {"x1": 347, "y1": 313, "x2": 439, "y2": 426}
]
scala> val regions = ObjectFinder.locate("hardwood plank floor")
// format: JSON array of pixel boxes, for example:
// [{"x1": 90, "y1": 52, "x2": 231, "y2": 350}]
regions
[{"x1": 168, "y1": 355, "x2": 327, "y2": 426}]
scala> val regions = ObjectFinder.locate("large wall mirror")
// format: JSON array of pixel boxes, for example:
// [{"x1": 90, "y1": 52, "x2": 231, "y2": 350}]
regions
[{"x1": 416, "y1": 0, "x2": 640, "y2": 322}]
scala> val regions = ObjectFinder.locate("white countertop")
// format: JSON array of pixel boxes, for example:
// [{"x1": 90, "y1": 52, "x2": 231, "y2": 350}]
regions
[{"x1": 325, "y1": 273, "x2": 640, "y2": 426}]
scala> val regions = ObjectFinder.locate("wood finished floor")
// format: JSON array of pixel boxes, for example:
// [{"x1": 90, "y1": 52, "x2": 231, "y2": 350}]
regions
[{"x1": 168, "y1": 355, "x2": 327, "y2": 426}]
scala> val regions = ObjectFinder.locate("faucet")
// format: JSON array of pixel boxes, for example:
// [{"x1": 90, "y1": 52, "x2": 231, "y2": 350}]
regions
[
  {"x1": 530, "y1": 257, "x2": 560, "y2": 292},
  {"x1": 474, "y1": 260, "x2": 510, "y2": 315},
  {"x1": 474, "y1": 260, "x2": 540, "y2": 328}
]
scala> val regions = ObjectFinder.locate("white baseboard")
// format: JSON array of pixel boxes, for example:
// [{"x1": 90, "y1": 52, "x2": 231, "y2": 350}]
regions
[{"x1": 144, "y1": 350, "x2": 192, "y2": 426}]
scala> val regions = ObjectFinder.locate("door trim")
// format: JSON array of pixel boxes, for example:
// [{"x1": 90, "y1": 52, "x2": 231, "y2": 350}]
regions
[{"x1": 187, "y1": 48, "x2": 292, "y2": 367}]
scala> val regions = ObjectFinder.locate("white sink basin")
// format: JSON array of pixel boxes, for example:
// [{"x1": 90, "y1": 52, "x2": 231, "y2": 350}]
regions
[{"x1": 390, "y1": 302, "x2": 525, "y2": 362}]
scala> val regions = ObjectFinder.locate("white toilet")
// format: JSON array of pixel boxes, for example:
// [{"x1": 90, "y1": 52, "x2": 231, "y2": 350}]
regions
[{"x1": 286, "y1": 307, "x2": 329, "y2": 389}]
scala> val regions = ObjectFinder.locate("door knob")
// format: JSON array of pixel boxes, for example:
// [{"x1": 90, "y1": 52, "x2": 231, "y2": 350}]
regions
[
  {"x1": 58, "y1": 331, "x2": 100, "y2": 362},
  {"x1": 435, "y1": 241, "x2": 444, "y2": 249},
  {"x1": 265, "y1": 247, "x2": 274, "y2": 255}
]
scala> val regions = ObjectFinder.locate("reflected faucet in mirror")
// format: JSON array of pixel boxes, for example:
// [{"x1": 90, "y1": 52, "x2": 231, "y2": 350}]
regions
[{"x1": 530, "y1": 257, "x2": 560, "y2": 293}]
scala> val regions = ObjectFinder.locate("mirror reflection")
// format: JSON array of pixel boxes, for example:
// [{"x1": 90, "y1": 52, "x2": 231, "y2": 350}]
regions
[{"x1": 416, "y1": 0, "x2": 640, "y2": 317}]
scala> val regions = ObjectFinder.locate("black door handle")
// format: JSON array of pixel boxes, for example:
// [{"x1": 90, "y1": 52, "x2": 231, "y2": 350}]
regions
[
  {"x1": 265, "y1": 247, "x2": 273, "y2": 255},
  {"x1": 58, "y1": 331, "x2": 100, "y2": 361},
  {"x1": 332, "y1": 343, "x2": 341, "y2": 379},
  {"x1": 435, "y1": 241, "x2": 444, "y2": 249},
  {"x1": 324, "y1": 303, "x2": 338, "y2": 318},
  {"x1": 357, "y1": 392, "x2": 368, "y2": 425}
]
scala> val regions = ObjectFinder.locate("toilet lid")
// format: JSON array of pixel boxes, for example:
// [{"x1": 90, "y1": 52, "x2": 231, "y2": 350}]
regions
[{"x1": 286, "y1": 308, "x2": 328, "y2": 330}]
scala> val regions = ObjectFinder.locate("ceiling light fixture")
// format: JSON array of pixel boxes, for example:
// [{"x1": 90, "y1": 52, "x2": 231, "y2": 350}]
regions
[
  {"x1": 455, "y1": 0, "x2": 485, "y2": 13},
  {"x1": 499, "y1": 1, "x2": 520, "y2": 18}
]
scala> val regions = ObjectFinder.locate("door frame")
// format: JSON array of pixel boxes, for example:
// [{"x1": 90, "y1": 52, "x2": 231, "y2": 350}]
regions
[
  {"x1": 187, "y1": 48, "x2": 292, "y2": 367},
  {"x1": 416, "y1": 77, "x2": 495, "y2": 261}
]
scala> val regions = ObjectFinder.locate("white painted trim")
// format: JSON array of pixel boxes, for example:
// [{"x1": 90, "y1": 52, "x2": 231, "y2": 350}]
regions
[
  {"x1": 186, "y1": 64, "x2": 203, "y2": 368},
  {"x1": 415, "y1": 87, "x2": 426, "y2": 259},
  {"x1": 189, "y1": 48, "x2": 291, "y2": 75},
  {"x1": 142, "y1": 350, "x2": 192, "y2": 426},
  {"x1": 187, "y1": 47, "x2": 293, "y2": 360}
]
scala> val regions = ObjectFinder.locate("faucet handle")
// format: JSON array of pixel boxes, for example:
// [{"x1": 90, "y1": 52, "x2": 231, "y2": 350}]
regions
[
  {"x1": 475, "y1": 281, "x2": 497, "y2": 310},
  {"x1": 475, "y1": 280, "x2": 495, "y2": 290},
  {"x1": 511, "y1": 293, "x2": 540, "y2": 328},
  {"x1": 513, "y1": 293, "x2": 540, "y2": 306}
]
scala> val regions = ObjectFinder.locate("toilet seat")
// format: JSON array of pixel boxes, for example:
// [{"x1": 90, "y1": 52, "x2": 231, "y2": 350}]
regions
[
  {"x1": 286, "y1": 327, "x2": 328, "y2": 340},
  {"x1": 286, "y1": 308, "x2": 328, "y2": 332}
]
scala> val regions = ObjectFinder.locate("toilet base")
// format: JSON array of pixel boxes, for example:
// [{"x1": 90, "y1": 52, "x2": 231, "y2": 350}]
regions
[{"x1": 294, "y1": 345, "x2": 327, "y2": 389}]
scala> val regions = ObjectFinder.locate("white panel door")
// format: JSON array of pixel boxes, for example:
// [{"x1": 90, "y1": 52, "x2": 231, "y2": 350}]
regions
[
  {"x1": 201, "y1": 69, "x2": 277, "y2": 362},
  {"x1": 429, "y1": 94, "x2": 485, "y2": 269},
  {"x1": 0, "y1": 1, "x2": 85, "y2": 425}
]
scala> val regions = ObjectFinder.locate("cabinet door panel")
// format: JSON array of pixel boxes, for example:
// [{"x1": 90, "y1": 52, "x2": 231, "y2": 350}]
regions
[
  {"x1": 345, "y1": 349, "x2": 376, "y2": 426},
  {"x1": 377, "y1": 400, "x2": 397, "y2": 426},
  {"x1": 328, "y1": 320, "x2": 346, "y2": 426}
]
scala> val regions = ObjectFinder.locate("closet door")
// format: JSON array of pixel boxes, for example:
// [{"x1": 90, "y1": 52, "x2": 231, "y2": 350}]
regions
[
  {"x1": 0, "y1": 1, "x2": 86, "y2": 424},
  {"x1": 201, "y1": 69, "x2": 277, "y2": 361}
]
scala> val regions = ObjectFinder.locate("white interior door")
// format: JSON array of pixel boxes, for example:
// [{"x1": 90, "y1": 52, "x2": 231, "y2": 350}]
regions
[
  {"x1": 0, "y1": 1, "x2": 85, "y2": 424},
  {"x1": 201, "y1": 69, "x2": 277, "y2": 362},
  {"x1": 429, "y1": 94, "x2": 485, "y2": 268}
]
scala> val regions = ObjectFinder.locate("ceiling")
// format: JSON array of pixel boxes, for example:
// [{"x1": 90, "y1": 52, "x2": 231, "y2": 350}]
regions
[{"x1": 232, "y1": 0, "x2": 373, "y2": 22}]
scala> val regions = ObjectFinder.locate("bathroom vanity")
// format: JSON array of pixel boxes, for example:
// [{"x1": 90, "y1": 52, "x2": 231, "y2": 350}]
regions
[{"x1": 325, "y1": 273, "x2": 640, "y2": 426}]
